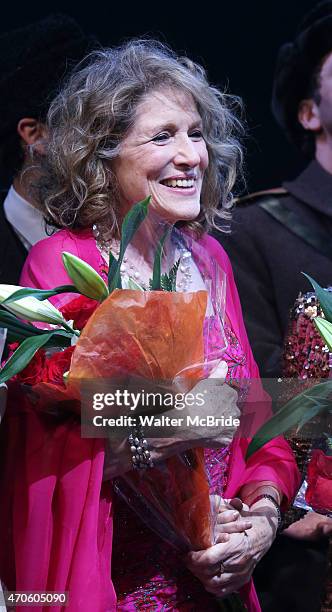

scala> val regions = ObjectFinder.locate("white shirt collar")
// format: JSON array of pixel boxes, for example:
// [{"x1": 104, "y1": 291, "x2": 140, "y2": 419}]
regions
[{"x1": 3, "y1": 185, "x2": 51, "y2": 250}]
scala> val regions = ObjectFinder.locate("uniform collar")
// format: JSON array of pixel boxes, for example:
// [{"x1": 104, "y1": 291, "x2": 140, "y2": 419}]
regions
[{"x1": 283, "y1": 160, "x2": 332, "y2": 216}]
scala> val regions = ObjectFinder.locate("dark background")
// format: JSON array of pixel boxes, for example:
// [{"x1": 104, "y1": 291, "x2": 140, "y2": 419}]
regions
[{"x1": 1, "y1": 0, "x2": 319, "y2": 192}]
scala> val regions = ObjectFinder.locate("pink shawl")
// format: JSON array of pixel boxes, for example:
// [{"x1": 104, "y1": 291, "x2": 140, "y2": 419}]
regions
[{"x1": 0, "y1": 228, "x2": 299, "y2": 611}]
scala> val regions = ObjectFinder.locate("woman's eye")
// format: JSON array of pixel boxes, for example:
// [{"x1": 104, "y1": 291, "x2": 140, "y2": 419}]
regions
[
  {"x1": 189, "y1": 130, "x2": 203, "y2": 140},
  {"x1": 152, "y1": 132, "x2": 171, "y2": 143}
]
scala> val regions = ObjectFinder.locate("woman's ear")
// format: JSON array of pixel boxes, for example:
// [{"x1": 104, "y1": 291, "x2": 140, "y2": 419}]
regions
[
  {"x1": 17, "y1": 118, "x2": 48, "y2": 154},
  {"x1": 298, "y1": 99, "x2": 322, "y2": 133}
]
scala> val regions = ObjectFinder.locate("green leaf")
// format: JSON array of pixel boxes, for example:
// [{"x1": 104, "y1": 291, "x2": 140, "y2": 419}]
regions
[
  {"x1": 0, "y1": 309, "x2": 45, "y2": 335},
  {"x1": 0, "y1": 309, "x2": 55, "y2": 346},
  {"x1": 314, "y1": 317, "x2": 332, "y2": 351},
  {"x1": 0, "y1": 333, "x2": 54, "y2": 384},
  {"x1": 160, "y1": 272, "x2": 172, "y2": 292},
  {"x1": 120, "y1": 196, "x2": 150, "y2": 257},
  {"x1": 168, "y1": 259, "x2": 180, "y2": 292},
  {"x1": 295, "y1": 400, "x2": 329, "y2": 433},
  {"x1": 160, "y1": 259, "x2": 180, "y2": 292},
  {"x1": 2, "y1": 285, "x2": 77, "y2": 305},
  {"x1": 44, "y1": 330, "x2": 74, "y2": 348},
  {"x1": 303, "y1": 273, "x2": 332, "y2": 322},
  {"x1": 246, "y1": 379, "x2": 332, "y2": 459},
  {"x1": 125, "y1": 277, "x2": 145, "y2": 291},
  {"x1": 109, "y1": 197, "x2": 150, "y2": 293},
  {"x1": 151, "y1": 229, "x2": 169, "y2": 290},
  {"x1": 108, "y1": 252, "x2": 122, "y2": 290}
]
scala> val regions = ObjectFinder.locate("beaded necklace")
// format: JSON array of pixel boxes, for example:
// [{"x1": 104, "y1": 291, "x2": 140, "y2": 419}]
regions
[{"x1": 93, "y1": 224, "x2": 194, "y2": 292}]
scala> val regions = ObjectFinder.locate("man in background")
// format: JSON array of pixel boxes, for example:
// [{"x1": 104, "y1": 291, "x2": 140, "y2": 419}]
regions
[
  {"x1": 0, "y1": 14, "x2": 97, "y2": 284},
  {"x1": 221, "y1": 1, "x2": 332, "y2": 379},
  {"x1": 218, "y1": 2, "x2": 332, "y2": 610}
]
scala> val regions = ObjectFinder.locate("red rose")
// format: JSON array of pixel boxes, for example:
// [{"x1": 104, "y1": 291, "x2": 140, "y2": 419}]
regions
[
  {"x1": 306, "y1": 449, "x2": 332, "y2": 513},
  {"x1": 8, "y1": 342, "x2": 19, "y2": 353},
  {"x1": 16, "y1": 349, "x2": 46, "y2": 385},
  {"x1": 44, "y1": 346, "x2": 75, "y2": 386},
  {"x1": 61, "y1": 296, "x2": 98, "y2": 330}
]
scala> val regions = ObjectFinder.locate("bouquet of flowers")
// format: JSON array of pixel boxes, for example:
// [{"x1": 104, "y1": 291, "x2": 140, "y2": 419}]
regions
[
  {"x1": 247, "y1": 274, "x2": 332, "y2": 518},
  {"x1": 0, "y1": 198, "x2": 245, "y2": 610}
]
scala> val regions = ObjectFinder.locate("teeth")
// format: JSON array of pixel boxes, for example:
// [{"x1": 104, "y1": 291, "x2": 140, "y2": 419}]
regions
[{"x1": 163, "y1": 179, "x2": 194, "y2": 188}]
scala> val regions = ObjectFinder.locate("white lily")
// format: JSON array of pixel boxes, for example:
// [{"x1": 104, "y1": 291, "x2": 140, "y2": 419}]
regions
[
  {"x1": 62, "y1": 252, "x2": 109, "y2": 301},
  {"x1": 0, "y1": 285, "x2": 67, "y2": 325}
]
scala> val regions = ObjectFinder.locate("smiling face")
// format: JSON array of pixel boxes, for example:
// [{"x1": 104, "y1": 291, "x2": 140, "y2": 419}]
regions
[{"x1": 113, "y1": 88, "x2": 209, "y2": 223}]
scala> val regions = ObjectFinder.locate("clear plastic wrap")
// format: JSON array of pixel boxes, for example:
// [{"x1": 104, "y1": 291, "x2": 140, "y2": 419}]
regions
[{"x1": 67, "y1": 221, "x2": 229, "y2": 551}]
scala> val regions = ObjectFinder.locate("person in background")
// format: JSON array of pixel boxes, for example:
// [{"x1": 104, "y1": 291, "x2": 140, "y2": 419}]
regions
[
  {"x1": 0, "y1": 14, "x2": 97, "y2": 284},
  {"x1": 216, "y1": 2, "x2": 332, "y2": 610},
  {"x1": 219, "y1": 0, "x2": 332, "y2": 379}
]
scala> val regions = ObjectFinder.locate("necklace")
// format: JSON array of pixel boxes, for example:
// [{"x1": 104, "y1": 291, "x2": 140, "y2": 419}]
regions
[{"x1": 93, "y1": 224, "x2": 193, "y2": 291}]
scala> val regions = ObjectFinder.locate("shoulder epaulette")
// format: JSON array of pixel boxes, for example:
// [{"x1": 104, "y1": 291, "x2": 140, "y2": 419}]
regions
[{"x1": 233, "y1": 187, "x2": 288, "y2": 206}]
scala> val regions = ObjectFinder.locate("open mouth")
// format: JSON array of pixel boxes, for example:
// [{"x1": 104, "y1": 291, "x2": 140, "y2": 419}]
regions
[{"x1": 160, "y1": 178, "x2": 195, "y2": 189}]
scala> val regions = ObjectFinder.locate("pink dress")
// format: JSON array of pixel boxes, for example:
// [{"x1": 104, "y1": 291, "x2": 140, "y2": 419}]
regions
[
  {"x1": 111, "y1": 323, "x2": 251, "y2": 611},
  {"x1": 0, "y1": 229, "x2": 299, "y2": 612}
]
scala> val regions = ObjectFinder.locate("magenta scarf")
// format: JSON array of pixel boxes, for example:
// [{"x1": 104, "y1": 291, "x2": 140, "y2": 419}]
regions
[{"x1": 0, "y1": 229, "x2": 299, "y2": 612}]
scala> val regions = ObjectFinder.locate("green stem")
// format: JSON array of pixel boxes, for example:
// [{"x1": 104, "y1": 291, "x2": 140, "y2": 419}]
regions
[{"x1": 61, "y1": 321, "x2": 80, "y2": 337}]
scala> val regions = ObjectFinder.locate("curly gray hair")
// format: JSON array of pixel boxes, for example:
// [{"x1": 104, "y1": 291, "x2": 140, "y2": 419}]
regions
[{"x1": 36, "y1": 39, "x2": 244, "y2": 240}]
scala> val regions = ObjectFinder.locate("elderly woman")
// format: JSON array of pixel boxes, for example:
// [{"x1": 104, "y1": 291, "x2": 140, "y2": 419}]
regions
[{"x1": 4, "y1": 40, "x2": 299, "y2": 611}]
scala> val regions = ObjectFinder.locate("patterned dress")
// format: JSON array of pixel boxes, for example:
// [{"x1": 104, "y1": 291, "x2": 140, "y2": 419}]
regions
[{"x1": 112, "y1": 322, "x2": 251, "y2": 611}]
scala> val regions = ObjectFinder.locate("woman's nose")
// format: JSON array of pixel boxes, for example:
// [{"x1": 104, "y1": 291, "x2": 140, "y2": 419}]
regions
[{"x1": 173, "y1": 136, "x2": 201, "y2": 167}]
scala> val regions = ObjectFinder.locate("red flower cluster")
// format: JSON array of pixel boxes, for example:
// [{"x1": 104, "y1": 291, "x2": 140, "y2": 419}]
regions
[
  {"x1": 306, "y1": 449, "x2": 332, "y2": 513},
  {"x1": 16, "y1": 346, "x2": 75, "y2": 387},
  {"x1": 17, "y1": 349, "x2": 46, "y2": 385},
  {"x1": 12, "y1": 296, "x2": 98, "y2": 386},
  {"x1": 61, "y1": 295, "x2": 98, "y2": 330}
]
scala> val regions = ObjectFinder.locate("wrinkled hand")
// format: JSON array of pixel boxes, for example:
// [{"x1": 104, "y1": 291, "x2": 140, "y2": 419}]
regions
[
  {"x1": 213, "y1": 496, "x2": 252, "y2": 536},
  {"x1": 103, "y1": 361, "x2": 240, "y2": 479},
  {"x1": 146, "y1": 361, "x2": 240, "y2": 453},
  {"x1": 283, "y1": 511, "x2": 332, "y2": 541},
  {"x1": 186, "y1": 532, "x2": 251, "y2": 597},
  {"x1": 186, "y1": 503, "x2": 278, "y2": 597}
]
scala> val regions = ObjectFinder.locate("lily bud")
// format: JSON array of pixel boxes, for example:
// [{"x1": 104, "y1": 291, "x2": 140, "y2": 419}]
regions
[
  {"x1": 62, "y1": 252, "x2": 109, "y2": 301},
  {"x1": 0, "y1": 285, "x2": 66, "y2": 325}
]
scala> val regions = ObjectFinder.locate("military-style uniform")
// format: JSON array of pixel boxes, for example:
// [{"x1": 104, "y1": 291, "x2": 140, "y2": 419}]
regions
[
  {"x1": 215, "y1": 159, "x2": 332, "y2": 611},
  {"x1": 216, "y1": 160, "x2": 332, "y2": 378}
]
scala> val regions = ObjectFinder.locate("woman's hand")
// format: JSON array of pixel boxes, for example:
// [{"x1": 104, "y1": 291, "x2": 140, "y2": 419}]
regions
[
  {"x1": 283, "y1": 511, "x2": 332, "y2": 541},
  {"x1": 185, "y1": 532, "x2": 252, "y2": 597},
  {"x1": 213, "y1": 496, "x2": 252, "y2": 535},
  {"x1": 185, "y1": 498, "x2": 278, "y2": 597},
  {"x1": 102, "y1": 361, "x2": 240, "y2": 479},
  {"x1": 148, "y1": 380, "x2": 240, "y2": 457}
]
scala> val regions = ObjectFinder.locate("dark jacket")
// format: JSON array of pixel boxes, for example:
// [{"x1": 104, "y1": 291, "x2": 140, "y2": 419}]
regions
[
  {"x1": 216, "y1": 160, "x2": 332, "y2": 377},
  {"x1": 0, "y1": 190, "x2": 27, "y2": 284}
]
